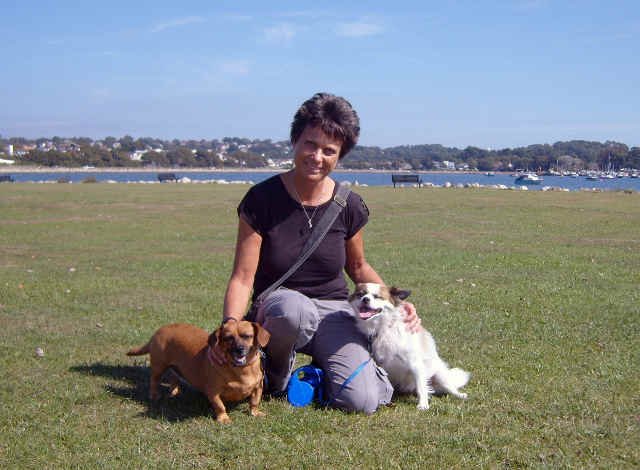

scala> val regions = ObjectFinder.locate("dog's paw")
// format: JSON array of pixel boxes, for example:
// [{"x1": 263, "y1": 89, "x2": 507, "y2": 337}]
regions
[
  {"x1": 417, "y1": 402, "x2": 430, "y2": 411},
  {"x1": 250, "y1": 409, "x2": 266, "y2": 418},
  {"x1": 458, "y1": 392, "x2": 468, "y2": 400},
  {"x1": 216, "y1": 413, "x2": 232, "y2": 424}
]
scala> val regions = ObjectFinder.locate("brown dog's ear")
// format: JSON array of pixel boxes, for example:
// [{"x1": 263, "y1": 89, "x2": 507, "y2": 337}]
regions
[
  {"x1": 390, "y1": 287, "x2": 411, "y2": 301},
  {"x1": 252, "y1": 323, "x2": 271, "y2": 348},
  {"x1": 208, "y1": 327, "x2": 221, "y2": 348}
]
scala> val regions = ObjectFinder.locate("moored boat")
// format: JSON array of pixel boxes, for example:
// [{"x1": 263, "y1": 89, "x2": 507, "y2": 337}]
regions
[{"x1": 514, "y1": 172, "x2": 543, "y2": 185}]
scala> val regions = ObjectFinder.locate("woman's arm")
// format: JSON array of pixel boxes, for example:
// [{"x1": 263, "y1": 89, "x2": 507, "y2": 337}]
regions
[
  {"x1": 344, "y1": 229, "x2": 383, "y2": 284},
  {"x1": 210, "y1": 217, "x2": 262, "y2": 366},
  {"x1": 223, "y1": 217, "x2": 262, "y2": 321}
]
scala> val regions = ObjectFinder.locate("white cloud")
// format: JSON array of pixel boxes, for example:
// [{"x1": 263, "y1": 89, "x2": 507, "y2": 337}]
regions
[
  {"x1": 335, "y1": 20, "x2": 384, "y2": 38},
  {"x1": 263, "y1": 23, "x2": 296, "y2": 44},
  {"x1": 151, "y1": 16, "x2": 205, "y2": 33}
]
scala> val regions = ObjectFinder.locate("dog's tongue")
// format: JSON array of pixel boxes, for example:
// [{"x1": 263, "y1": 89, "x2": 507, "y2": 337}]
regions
[
  {"x1": 233, "y1": 356, "x2": 247, "y2": 366},
  {"x1": 358, "y1": 308, "x2": 377, "y2": 319}
]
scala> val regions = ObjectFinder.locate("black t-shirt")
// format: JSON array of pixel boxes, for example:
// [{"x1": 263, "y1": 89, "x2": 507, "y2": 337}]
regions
[{"x1": 238, "y1": 175, "x2": 369, "y2": 301}]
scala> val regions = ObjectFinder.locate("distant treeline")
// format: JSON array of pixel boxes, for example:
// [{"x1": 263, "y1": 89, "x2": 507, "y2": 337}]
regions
[
  {"x1": 343, "y1": 141, "x2": 640, "y2": 171},
  {"x1": 2, "y1": 135, "x2": 639, "y2": 171}
]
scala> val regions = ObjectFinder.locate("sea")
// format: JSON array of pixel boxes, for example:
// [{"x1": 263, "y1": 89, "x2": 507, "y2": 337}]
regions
[{"x1": 3, "y1": 170, "x2": 640, "y2": 192}]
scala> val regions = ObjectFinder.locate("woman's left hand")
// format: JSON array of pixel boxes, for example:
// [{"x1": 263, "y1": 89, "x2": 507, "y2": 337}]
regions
[{"x1": 402, "y1": 302, "x2": 422, "y2": 333}]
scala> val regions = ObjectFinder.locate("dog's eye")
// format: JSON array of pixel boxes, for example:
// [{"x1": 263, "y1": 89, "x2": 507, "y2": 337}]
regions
[
  {"x1": 222, "y1": 335, "x2": 234, "y2": 342},
  {"x1": 240, "y1": 334, "x2": 253, "y2": 340}
]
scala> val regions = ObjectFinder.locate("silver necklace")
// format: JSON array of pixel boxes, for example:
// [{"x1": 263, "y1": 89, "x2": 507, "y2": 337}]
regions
[{"x1": 292, "y1": 185, "x2": 319, "y2": 228}]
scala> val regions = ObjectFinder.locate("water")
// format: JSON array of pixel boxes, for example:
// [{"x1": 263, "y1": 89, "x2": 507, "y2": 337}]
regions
[{"x1": 3, "y1": 170, "x2": 640, "y2": 192}]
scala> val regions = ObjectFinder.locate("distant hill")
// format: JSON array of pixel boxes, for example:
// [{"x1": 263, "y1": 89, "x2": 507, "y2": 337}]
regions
[{"x1": 1, "y1": 135, "x2": 638, "y2": 171}]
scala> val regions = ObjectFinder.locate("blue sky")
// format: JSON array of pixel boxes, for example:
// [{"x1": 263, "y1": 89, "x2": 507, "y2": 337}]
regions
[{"x1": 1, "y1": 0, "x2": 639, "y2": 149}]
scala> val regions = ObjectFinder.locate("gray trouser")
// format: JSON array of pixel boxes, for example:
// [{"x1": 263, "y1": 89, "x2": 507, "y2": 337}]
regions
[{"x1": 255, "y1": 288, "x2": 393, "y2": 414}]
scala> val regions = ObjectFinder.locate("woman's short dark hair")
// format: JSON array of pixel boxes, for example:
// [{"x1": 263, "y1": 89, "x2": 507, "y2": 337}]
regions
[{"x1": 290, "y1": 92, "x2": 360, "y2": 159}]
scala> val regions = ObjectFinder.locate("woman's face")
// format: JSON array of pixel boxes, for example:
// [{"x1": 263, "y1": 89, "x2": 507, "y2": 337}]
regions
[{"x1": 292, "y1": 125, "x2": 343, "y2": 183}]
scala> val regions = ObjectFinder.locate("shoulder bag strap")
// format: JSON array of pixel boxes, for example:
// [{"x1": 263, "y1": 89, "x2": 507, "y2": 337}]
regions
[{"x1": 255, "y1": 182, "x2": 352, "y2": 304}]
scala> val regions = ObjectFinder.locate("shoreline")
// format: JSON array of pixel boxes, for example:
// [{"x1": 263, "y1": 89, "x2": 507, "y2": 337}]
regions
[
  {"x1": 1, "y1": 166, "x2": 637, "y2": 193},
  {"x1": 0, "y1": 166, "x2": 500, "y2": 175}
]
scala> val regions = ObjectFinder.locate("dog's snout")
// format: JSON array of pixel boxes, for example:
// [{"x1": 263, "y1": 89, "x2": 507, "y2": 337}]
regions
[
  {"x1": 232, "y1": 342, "x2": 249, "y2": 356},
  {"x1": 362, "y1": 295, "x2": 370, "y2": 305}
]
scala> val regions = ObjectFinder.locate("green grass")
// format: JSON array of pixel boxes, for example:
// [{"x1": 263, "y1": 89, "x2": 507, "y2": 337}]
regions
[{"x1": 1, "y1": 183, "x2": 638, "y2": 469}]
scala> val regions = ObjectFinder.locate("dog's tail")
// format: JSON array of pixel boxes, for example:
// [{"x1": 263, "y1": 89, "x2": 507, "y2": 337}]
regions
[
  {"x1": 445, "y1": 367, "x2": 471, "y2": 389},
  {"x1": 432, "y1": 366, "x2": 471, "y2": 396},
  {"x1": 127, "y1": 341, "x2": 151, "y2": 356}
]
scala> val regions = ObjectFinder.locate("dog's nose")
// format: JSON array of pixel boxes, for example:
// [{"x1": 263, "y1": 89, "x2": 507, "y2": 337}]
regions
[
  {"x1": 232, "y1": 344, "x2": 248, "y2": 355},
  {"x1": 362, "y1": 296, "x2": 370, "y2": 305}
]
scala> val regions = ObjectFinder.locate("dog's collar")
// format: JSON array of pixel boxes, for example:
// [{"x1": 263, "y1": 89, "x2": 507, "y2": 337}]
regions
[{"x1": 243, "y1": 350, "x2": 261, "y2": 366}]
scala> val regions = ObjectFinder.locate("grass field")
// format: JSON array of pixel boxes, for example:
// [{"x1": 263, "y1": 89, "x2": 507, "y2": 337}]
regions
[{"x1": 1, "y1": 183, "x2": 638, "y2": 469}]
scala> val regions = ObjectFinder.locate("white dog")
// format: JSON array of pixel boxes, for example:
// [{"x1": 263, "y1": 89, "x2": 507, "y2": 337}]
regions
[{"x1": 349, "y1": 283, "x2": 470, "y2": 410}]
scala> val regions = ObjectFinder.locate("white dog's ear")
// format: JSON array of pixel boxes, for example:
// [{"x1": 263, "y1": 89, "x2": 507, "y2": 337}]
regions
[{"x1": 390, "y1": 287, "x2": 411, "y2": 300}]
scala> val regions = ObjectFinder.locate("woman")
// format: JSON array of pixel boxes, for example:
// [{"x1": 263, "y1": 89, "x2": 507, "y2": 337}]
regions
[{"x1": 215, "y1": 92, "x2": 419, "y2": 414}]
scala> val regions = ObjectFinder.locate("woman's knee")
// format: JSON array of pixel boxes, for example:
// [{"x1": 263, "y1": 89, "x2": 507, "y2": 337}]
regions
[
  {"x1": 331, "y1": 386, "x2": 380, "y2": 415},
  {"x1": 260, "y1": 289, "x2": 318, "y2": 349},
  {"x1": 325, "y1": 364, "x2": 393, "y2": 415}
]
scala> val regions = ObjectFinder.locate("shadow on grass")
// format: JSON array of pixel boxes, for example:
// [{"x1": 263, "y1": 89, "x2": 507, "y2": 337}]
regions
[{"x1": 69, "y1": 362, "x2": 236, "y2": 422}]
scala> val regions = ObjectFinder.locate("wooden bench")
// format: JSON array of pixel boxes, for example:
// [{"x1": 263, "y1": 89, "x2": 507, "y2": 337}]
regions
[
  {"x1": 391, "y1": 174, "x2": 422, "y2": 188},
  {"x1": 0, "y1": 174, "x2": 14, "y2": 183},
  {"x1": 157, "y1": 172, "x2": 178, "y2": 183}
]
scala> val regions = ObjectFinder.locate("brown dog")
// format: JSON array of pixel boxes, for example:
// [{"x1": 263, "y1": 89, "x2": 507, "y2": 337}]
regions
[{"x1": 127, "y1": 321, "x2": 270, "y2": 424}]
